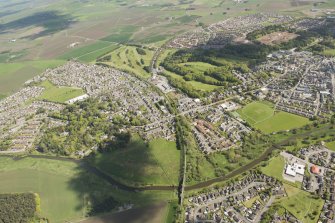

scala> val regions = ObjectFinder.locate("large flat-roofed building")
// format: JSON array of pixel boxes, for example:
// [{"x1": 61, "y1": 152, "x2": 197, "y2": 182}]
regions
[{"x1": 285, "y1": 163, "x2": 305, "y2": 177}]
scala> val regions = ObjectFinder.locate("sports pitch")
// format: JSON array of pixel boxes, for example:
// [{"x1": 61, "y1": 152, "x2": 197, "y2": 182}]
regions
[{"x1": 238, "y1": 101, "x2": 310, "y2": 133}]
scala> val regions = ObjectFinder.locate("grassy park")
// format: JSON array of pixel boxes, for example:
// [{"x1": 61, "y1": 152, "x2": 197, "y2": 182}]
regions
[
  {"x1": 91, "y1": 136, "x2": 181, "y2": 187},
  {"x1": 261, "y1": 155, "x2": 285, "y2": 181},
  {"x1": 275, "y1": 184, "x2": 324, "y2": 223},
  {"x1": 38, "y1": 81, "x2": 84, "y2": 103},
  {"x1": 238, "y1": 101, "x2": 310, "y2": 133}
]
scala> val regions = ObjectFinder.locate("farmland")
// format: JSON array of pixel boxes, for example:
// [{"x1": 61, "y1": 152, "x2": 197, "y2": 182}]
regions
[
  {"x1": 238, "y1": 101, "x2": 310, "y2": 133},
  {"x1": 0, "y1": 155, "x2": 178, "y2": 223},
  {"x1": 0, "y1": 0, "x2": 329, "y2": 95},
  {"x1": 91, "y1": 136, "x2": 181, "y2": 187},
  {"x1": 0, "y1": 156, "x2": 110, "y2": 223},
  {"x1": 59, "y1": 41, "x2": 119, "y2": 62},
  {"x1": 0, "y1": 60, "x2": 65, "y2": 97},
  {"x1": 38, "y1": 81, "x2": 84, "y2": 103}
]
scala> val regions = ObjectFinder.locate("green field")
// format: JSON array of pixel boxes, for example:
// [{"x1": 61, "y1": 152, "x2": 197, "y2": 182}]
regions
[
  {"x1": 103, "y1": 45, "x2": 154, "y2": 78},
  {"x1": 59, "y1": 41, "x2": 118, "y2": 62},
  {"x1": 179, "y1": 62, "x2": 217, "y2": 74},
  {"x1": 163, "y1": 70, "x2": 220, "y2": 92},
  {"x1": 261, "y1": 155, "x2": 285, "y2": 181},
  {"x1": 238, "y1": 101, "x2": 274, "y2": 124},
  {"x1": 322, "y1": 49, "x2": 335, "y2": 56},
  {"x1": 91, "y1": 136, "x2": 181, "y2": 186},
  {"x1": 38, "y1": 81, "x2": 84, "y2": 103},
  {"x1": 101, "y1": 25, "x2": 138, "y2": 43},
  {"x1": 0, "y1": 155, "x2": 178, "y2": 223},
  {"x1": 275, "y1": 184, "x2": 324, "y2": 223},
  {"x1": 0, "y1": 157, "x2": 111, "y2": 223},
  {"x1": 326, "y1": 141, "x2": 335, "y2": 151},
  {"x1": 238, "y1": 101, "x2": 310, "y2": 133},
  {"x1": 0, "y1": 60, "x2": 65, "y2": 96}
]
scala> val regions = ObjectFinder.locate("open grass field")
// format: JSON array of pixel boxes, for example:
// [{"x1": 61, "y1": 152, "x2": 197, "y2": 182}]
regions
[
  {"x1": 261, "y1": 155, "x2": 285, "y2": 181},
  {"x1": 238, "y1": 101, "x2": 274, "y2": 124},
  {"x1": 80, "y1": 202, "x2": 169, "y2": 223},
  {"x1": 238, "y1": 101, "x2": 310, "y2": 133},
  {"x1": 275, "y1": 184, "x2": 324, "y2": 223},
  {"x1": 322, "y1": 49, "x2": 335, "y2": 57},
  {"x1": 0, "y1": 156, "x2": 178, "y2": 223},
  {"x1": 326, "y1": 141, "x2": 335, "y2": 151},
  {"x1": 179, "y1": 62, "x2": 217, "y2": 74},
  {"x1": 163, "y1": 70, "x2": 220, "y2": 92},
  {"x1": 103, "y1": 45, "x2": 154, "y2": 78},
  {"x1": 91, "y1": 136, "x2": 180, "y2": 186},
  {"x1": 38, "y1": 81, "x2": 84, "y2": 103},
  {"x1": 0, "y1": 60, "x2": 65, "y2": 97},
  {"x1": 0, "y1": 156, "x2": 101, "y2": 223}
]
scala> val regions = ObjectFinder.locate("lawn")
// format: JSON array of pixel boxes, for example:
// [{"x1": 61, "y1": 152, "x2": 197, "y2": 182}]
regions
[
  {"x1": 237, "y1": 101, "x2": 274, "y2": 124},
  {"x1": 261, "y1": 155, "x2": 285, "y2": 181},
  {"x1": 38, "y1": 81, "x2": 85, "y2": 103},
  {"x1": 326, "y1": 141, "x2": 335, "y2": 152},
  {"x1": 322, "y1": 49, "x2": 335, "y2": 57},
  {"x1": 275, "y1": 184, "x2": 324, "y2": 223},
  {"x1": 243, "y1": 196, "x2": 260, "y2": 208},
  {"x1": 91, "y1": 136, "x2": 181, "y2": 186},
  {"x1": 238, "y1": 101, "x2": 310, "y2": 133},
  {"x1": 255, "y1": 112, "x2": 310, "y2": 134},
  {"x1": 0, "y1": 60, "x2": 65, "y2": 96}
]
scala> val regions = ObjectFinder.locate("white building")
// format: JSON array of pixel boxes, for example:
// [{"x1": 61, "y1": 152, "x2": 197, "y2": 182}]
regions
[{"x1": 285, "y1": 163, "x2": 305, "y2": 177}]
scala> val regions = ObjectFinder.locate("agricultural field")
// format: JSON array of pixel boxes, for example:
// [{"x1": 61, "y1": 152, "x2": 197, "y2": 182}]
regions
[
  {"x1": 0, "y1": 0, "x2": 330, "y2": 96},
  {"x1": 0, "y1": 60, "x2": 65, "y2": 97},
  {"x1": 80, "y1": 202, "x2": 169, "y2": 223},
  {"x1": 0, "y1": 156, "x2": 112, "y2": 223},
  {"x1": 59, "y1": 41, "x2": 119, "y2": 63},
  {"x1": 38, "y1": 81, "x2": 84, "y2": 103},
  {"x1": 275, "y1": 184, "x2": 324, "y2": 223},
  {"x1": 101, "y1": 45, "x2": 154, "y2": 78},
  {"x1": 0, "y1": 156, "x2": 177, "y2": 223},
  {"x1": 238, "y1": 101, "x2": 310, "y2": 133},
  {"x1": 91, "y1": 136, "x2": 181, "y2": 187}
]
